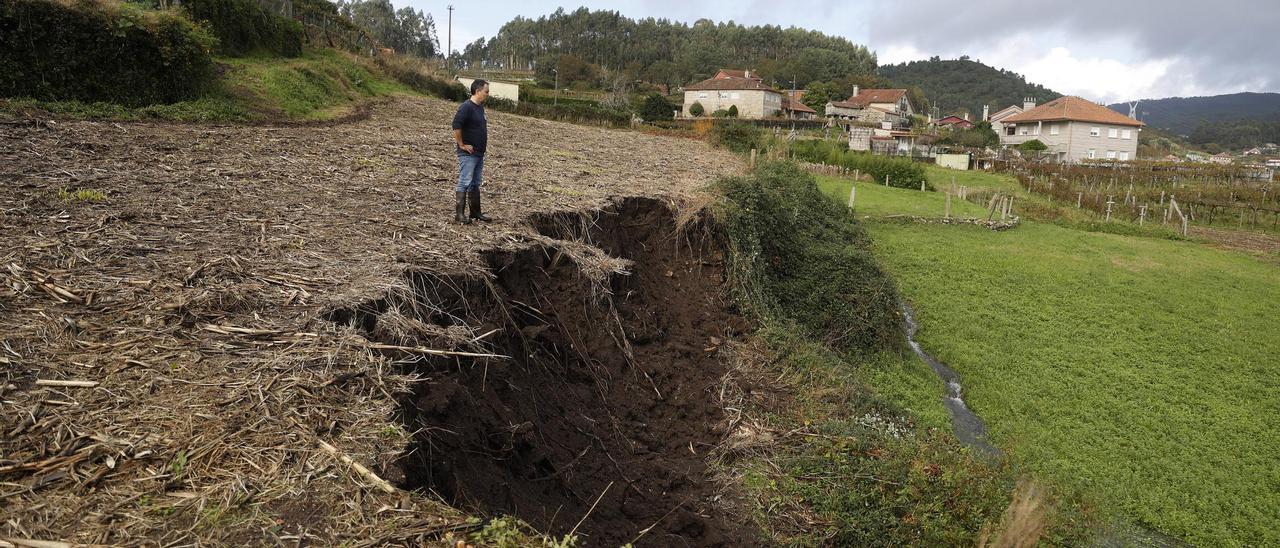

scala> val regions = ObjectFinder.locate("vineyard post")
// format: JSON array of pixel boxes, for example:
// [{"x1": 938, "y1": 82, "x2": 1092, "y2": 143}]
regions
[
  {"x1": 1139, "y1": 204, "x2": 1147, "y2": 226},
  {"x1": 1077, "y1": 192, "x2": 1083, "y2": 208},
  {"x1": 1105, "y1": 196, "x2": 1116, "y2": 222},
  {"x1": 945, "y1": 192, "x2": 952, "y2": 219},
  {"x1": 847, "y1": 184, "x2": 856, "y2": 210}
]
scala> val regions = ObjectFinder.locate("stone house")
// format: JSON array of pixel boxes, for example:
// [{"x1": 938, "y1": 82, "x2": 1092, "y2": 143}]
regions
[
  {"x1": 997, "y1": 96, "x2": 1143, "y2": 162},
  {"x1": 825, "y1": 87, "x2": 913, "y2": 126},
  {"x1": 681, "y1": 69, "x2": 783, "y2": 119}
]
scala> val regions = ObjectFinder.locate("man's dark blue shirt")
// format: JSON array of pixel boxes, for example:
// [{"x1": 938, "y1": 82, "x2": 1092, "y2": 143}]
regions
[{"x1": 452, "y1": 99, "x2": 487, "y2": 156}]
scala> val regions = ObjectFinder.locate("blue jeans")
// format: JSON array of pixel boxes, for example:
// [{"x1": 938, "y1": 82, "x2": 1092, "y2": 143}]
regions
[{"x1": 455, "y1": 153, "x2": 484, "y2": 192}]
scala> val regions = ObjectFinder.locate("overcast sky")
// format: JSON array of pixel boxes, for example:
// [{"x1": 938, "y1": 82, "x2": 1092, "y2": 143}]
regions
[{"x1": 412, "y1": 0, "x2": 1279, "y2": 104}]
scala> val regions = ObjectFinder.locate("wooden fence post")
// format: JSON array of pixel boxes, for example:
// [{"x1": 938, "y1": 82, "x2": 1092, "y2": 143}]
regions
[
  {"x1": 945, "y1": 192, "x2": 952, "y2": 219},
  {"x1": 750, "y1": 148, "x2": 757, "y2": 168},
  {"x1": 848, "y1": 185, "x2": 857, "y2": 209}
]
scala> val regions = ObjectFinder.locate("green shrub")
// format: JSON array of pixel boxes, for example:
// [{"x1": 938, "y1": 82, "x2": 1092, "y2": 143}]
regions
[
  {"x1": 727, "y1": 104, "x2": 738, "y2": 117},
  {"x1": 181, "y1": 0, "x2": 303, "y2": 57},
  {"x1": 711, "y1": 108, "x2": 730, "y2": 118},
  {"x1": 0, "y1": 0, "x2": 217, "y2": 106},
  {"x1": 689, "y1": 101, "x2": 705, "y2": 117},
  {"x1": 716, "y1": 161, "x2": 902, "y2": 352},
  {"x1": 791, "y1": 139, "x2": 929, "y2": 189},
  {"x1": 638, "y1": 92, "x2": 674, "y2": 122},
  {"x1": 708, "y1": 121, "x2": 761, "y2": 153},
  {"x1": 1018, "y1": 139, "x2": 1047, "y2": 152}
]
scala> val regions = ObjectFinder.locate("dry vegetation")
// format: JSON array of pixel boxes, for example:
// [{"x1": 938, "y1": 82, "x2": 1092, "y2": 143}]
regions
[{"x1": 0, "y1": 96, "x2": 741, "y2": 544}]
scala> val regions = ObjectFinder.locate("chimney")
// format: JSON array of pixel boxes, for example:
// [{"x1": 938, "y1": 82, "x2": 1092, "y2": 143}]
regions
[
  {"x1": 1024, "y1": 97, "x2": 1036, "y2": 111},
  {"x1": 851, "y1": 85, "x2": 859, "y2": 99},
  {"x1": 982, "y1": 104, "x2": 990, "y2": 121},
  {"x1": 963, "y1": 112, "x2": 969, "y2": 121},
  {"x1": 744, "y1": 69, "x2": 750, "y2": 79}
]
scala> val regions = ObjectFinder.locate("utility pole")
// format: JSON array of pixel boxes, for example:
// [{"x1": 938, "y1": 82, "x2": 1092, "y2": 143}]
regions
[
  {"x1": 553, "y1": 69, "x2": 559, "y2": 106},
  {"x1": 446, "y1": 5, "x2": 453, "y2": 63}
]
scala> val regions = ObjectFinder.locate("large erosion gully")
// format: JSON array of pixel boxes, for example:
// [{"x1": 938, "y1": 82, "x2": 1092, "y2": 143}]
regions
[{"x1": 326, "y1": 197, "x2": 760, "y2": 547}]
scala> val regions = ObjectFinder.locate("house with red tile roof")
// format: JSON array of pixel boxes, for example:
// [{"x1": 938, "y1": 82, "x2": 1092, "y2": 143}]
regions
[
  {"x1": 997, "y1": 96, "x2": 1143, "y2": 162},
  {"x1": 682, "y1": 69, "x2": 783, "y2": 119},
  {"x1": 824, "y1": 87, "x2": 914, "y2": 126},
  {"x1": 932, "y1": 115, "x2": 975, "y2": 130}
]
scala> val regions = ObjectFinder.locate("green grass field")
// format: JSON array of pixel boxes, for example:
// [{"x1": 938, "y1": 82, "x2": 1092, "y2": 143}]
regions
[{"x1": 841, "y1": 168, "x2": 1280, "y2": 546}]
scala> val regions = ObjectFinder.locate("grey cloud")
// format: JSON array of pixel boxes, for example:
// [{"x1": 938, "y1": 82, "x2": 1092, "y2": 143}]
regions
[{"x1": 869, "y1": 0, "x2": 1280, "y2": 97}]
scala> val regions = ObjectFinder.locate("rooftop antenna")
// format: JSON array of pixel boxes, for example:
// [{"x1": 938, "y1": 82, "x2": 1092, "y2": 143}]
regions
[{"x1": 1128, "y1": 100, "x2": 1140, "y2": 120}]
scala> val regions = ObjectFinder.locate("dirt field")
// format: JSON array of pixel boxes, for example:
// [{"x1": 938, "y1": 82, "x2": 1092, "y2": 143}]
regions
[{"x1": 0, "y1": 96, "x2": 746, "y2": 545}]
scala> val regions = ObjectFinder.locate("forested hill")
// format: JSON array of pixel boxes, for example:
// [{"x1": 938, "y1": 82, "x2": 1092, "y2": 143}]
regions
[
  {"x1": 877, "y1": 58, "x2": 1060, "y2": 119},
  {"x1": 1106, "y1": 93, "x2": 1280, "y2": 135},
  {"x1": 453, "y1": 7, "x2": 876, "y2": 90}
]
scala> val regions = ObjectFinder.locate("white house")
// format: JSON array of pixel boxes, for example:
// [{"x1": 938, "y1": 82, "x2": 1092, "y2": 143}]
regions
[
  {"x1": 682, "y1": 69, "x2": 783, "y2": 119},
  {"x1": 997, "y1": 96, "x2": 1143, "y2": 163}
]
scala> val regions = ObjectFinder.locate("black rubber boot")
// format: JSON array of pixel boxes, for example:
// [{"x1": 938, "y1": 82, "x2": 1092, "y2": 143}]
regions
[
  {"x1": 468, "y1": 189, "x2": 493, "y2": 222},
  {"x1": 455, "y1": 191, "x2": 471, "y2": 224}
]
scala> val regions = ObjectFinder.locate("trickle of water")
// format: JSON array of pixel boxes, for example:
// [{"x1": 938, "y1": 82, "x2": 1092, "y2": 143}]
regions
[{"x1": 901, "y1": 303, "x2": 1000, "y2": 456}]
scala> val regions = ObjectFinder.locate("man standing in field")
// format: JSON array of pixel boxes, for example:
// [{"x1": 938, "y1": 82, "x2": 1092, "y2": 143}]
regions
[{"x1": 451, "y1": 79, "x2": 492, "y2": 224}]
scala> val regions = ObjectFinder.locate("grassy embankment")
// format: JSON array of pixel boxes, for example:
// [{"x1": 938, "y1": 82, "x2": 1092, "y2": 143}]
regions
[
  {"x1": 1, "y1": 48, "x2": 414, "y2": 122},
  {"x1": 824, "y1": 164, "x2": 1280, "y2": 546}
]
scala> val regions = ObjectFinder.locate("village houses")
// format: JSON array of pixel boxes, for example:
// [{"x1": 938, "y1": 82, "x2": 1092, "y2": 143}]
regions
[
  {"x1": 997, "y1": 96, "x2": 1143, "y2": 163},
  {"x1": 681, "y1": 69, "x2": 783, "y2": 119}
]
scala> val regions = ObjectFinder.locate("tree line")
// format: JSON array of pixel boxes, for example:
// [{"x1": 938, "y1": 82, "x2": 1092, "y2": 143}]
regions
[
  {"x1": 455, "y1": 7, "x2": 877, "y2": 90},
  {"x1": 336, "y1": 0, "x2": 439, "y2": 57}
]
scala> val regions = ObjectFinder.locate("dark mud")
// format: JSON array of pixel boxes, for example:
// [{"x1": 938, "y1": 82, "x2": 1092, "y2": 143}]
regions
[{"x1": 331, "y1": 197, "x2": 760, "y2": 547}]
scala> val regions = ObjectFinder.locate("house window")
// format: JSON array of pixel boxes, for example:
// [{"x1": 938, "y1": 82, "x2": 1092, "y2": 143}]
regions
[
  {"x1": 1108, "y1": 128, "x2": 1119, "y2": 138},
  {"x1": 731, "y1": 92, "x2": 740, "y2": 99},
  {"x1": 1088, "y1": 149, "x2": 1096, "y2": 159},
  {"x1": 1119, "y1": 152, "x2": 1130, "y2": 161},
  {"x1": 1050, "y1": 124, "x2": 1060, "y2": 136},
  {"x1": 1090, "y1": 126, "x2": 1101, "y2": 137},
  {"x1": 1006, "y1": 126, "x2": 1016, "y2": 136},
  {"x1": 1121, "y1": 129, "x2": 1132, "y2": 139},
  {"x1": 1020, "y1": 126, "x2": 1029, "y2": 136},
  {"x1": 698, "y1": 92, "x2": 708, "y2": 99},
  {"x1": 1106, "y1": 150, "x2": 1116, "y2": 159},
  {"x1": 718, "y1": 92, "x2": 729, "y2": 99}
]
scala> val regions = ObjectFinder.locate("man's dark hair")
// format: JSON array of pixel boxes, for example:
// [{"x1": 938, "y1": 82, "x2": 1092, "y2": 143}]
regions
[{"x1": 470, "y1": 79, "x2": 488, "y2": 95}]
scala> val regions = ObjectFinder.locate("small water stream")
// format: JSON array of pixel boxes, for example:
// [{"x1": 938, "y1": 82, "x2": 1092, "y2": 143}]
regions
[{"x1": 901, "y1": 303, "x2": 1000, "y2": 456}]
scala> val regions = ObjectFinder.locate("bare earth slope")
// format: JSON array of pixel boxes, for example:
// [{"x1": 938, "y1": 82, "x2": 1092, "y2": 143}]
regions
[{"x1": 0, "y1": 96, "x2": 743, "y2": 545}]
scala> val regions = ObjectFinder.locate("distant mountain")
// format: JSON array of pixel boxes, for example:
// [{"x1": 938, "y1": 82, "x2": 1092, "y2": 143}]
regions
[
  {"x1": 877, "y1": 58, "x2": 1060, "y2": 120},
  {"x1": 1107, "y1": 92, "x2": 1280, "y2": 136}
]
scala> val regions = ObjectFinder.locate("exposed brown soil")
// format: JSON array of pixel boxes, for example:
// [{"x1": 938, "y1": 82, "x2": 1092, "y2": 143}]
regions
[
  {"x1": 0, "y1": 96, "x2": 745, "y2": 545},
  {"x1": 334, "y1": 198, "x2": 758, "y2": 546}
]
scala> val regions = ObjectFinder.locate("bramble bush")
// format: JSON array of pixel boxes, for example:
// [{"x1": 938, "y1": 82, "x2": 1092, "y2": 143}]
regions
[{"x1": 0, "y1": 0, "x2": 217, "y2": 105}]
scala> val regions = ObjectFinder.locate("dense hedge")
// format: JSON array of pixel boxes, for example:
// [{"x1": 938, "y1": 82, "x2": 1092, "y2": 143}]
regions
[
  {"x1": 791, "y1": 139, "x2": 930, "y2": 189},
  {"x1": 717, "y1": 161, "x2": 903, "y2": 353},
  {"x1": 181, "y1": 0, "x2": 303, "y2": 57},
  {"x1": 487, "y1": 97, "x2": 631, "y2": 127},
  {"x1": 0, "y1": 0, "x2": 217, "y2": 105}
]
